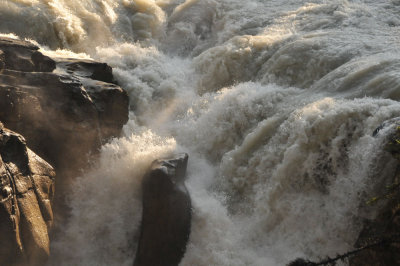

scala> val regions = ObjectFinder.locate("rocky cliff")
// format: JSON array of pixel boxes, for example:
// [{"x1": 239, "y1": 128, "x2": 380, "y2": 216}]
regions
[
  {"x1": 0, "y1": 37, "x2": 129, "y2": 265},
  {"x1": 0, "y1": 37, "x2": 129, "y2": 174},
  {"x1": 0, "y1": 122, "x2": 55, "y2": 266},
  {"x1": 0, "y1": 36, "x2": 129, "y2": 216}
]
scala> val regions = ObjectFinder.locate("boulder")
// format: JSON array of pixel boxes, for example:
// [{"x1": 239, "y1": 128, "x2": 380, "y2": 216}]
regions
[
  {"x1": 134, "y1": 153, "x2": 192, "y2": 266},
  {"x1": 0, "y1": 122, "x2": 55, "y2": 266}
]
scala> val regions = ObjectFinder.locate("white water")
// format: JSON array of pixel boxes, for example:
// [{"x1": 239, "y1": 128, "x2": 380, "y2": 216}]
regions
[{"x1": 2, "y1": 0, "x2": 400, "y2": 265}]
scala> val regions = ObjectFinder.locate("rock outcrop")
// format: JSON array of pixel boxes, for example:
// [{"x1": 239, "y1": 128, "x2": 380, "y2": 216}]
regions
[
  {"x1": 0, "y1": 37, "x2": 55, "y2": 73},
  {"x1": 0, "y1": 122, "x2": 55, "y2": 266},
  {"x1": 0, "y1": 37, "x2": 129, "y2": 173},
  {"x1": 349, "y1": 120, "x2": 400, "y2": 265},
  {"x1": 57, "y1": 58, "x2": 114, "y2": 83},
  {"x1": 134, "y1": 153, "x2": 192, "y2": 266},
  {"x1": 0, "y1": 36, "x2": 129, "y2": 265},
  {"x1": 0, "y1": 37, "x2": 129, "y2": 220}
]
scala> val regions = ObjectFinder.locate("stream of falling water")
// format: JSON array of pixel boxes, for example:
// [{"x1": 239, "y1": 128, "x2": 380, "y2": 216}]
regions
[{"x1": 2, "y1": 0, "x2": 400, "y2": 265}]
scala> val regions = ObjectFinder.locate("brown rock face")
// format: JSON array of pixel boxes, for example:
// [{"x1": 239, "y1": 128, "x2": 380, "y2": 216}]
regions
[
  {"x1": 0, "y1": 37, "x2": 55, "y2": 72},
  {"x1": 55, "y1": 58, "x2": 128, "y2": 140},
  {"x1": 58, "y1": 58, "x2": 114, "y2": 83},
  {"x1": 0, "y1": 36, "x2": 130, "y2": 266},
  {"x1": 0, "y1": 37, "x2": 129, "y2": 213},
  {"x1": 0, "y1": 70, "x2": 101, "y2": 172},
  {"x1": 0, "y1": 38, "x2": 130, "y2": 265},
  {"x1": 0, "y1": 37, "x2": 129, "y2": 172},
  {"x1": 0, "y1": 122, "x2": 55, "y2": 266},
  {"x1": 134, "y1": 153, "x2": 192, "y2": 266}
]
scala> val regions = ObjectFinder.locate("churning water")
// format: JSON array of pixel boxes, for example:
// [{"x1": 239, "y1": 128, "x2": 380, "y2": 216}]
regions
[{"x1": 2, "y1": 0, "x2": 400, "y2": 265}]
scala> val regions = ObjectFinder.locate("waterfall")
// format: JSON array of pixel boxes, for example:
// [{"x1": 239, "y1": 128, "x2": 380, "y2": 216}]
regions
[{"x1": 2, "y1": 0, "x2": 400, "y2": 265}]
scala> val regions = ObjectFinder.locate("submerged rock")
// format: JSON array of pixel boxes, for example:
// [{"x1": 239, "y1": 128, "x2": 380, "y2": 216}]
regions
[
  {"x1": 134, "y1": 153, "x2": 192, "y2": 266},
  {"x1": 0, "y1": 122, "x2": 55, "y2": 266}
]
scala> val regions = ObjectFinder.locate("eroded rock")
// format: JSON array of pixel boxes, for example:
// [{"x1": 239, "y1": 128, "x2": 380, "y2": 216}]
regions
[
  {"x1": 0, "y1": 123, "x2": 55, "y2": 266},
  {"x1": 134, "y1": 153, "x2": 192, "y2": 266}
]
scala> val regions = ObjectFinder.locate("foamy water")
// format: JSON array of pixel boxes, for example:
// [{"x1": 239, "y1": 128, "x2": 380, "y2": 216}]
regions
[{"x1": 2, "y1": 0, "x2": 400, "y2": 265}]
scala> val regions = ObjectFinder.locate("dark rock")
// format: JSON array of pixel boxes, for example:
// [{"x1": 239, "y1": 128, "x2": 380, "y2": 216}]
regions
[
  {"x1": 0, "y1": 35, "x2": 130, "y2": 266},
  {"x1": 0, "y1": 37, "x2": 38, "y2": 50},
  {"x1": 54, "y1": 59, "x2": 129, "y2": 139},
  {"x1": 57, "y1": 58, "x2": 115, "y2": 84},
  {"x1": 0, "y1": 36, "x2": 129, "y2": 177},
  {"x1": 380, "y1": 119, "x2": 400, "y2": 160},
  {"x1": 0, "y1": 125, "x2": 55, "y2": 266},
  {"x1": 0, "y1": 50, "x2": 4, "y2": 71},
  {"x1": 0, "y1": 36, "x2": 129, "y2": 231},
  {"x1": 349, "y1": 120, "x2": 400, "y2": 265},
  {"x1": 0, "y1": 70, "x2": 101, "y2": 171},
  {"x1": 85, "y1": 82, "x2": 129, "y2": 140},
  {"x1": 0, "y1": 37, "x2": 55, "y2": 72},
  {"x1": 349, "y1": 188, "x2": 400, "y2": 266},
  {"x1": 134, "y1": 153, "x2": 191, "y2": 266},
  {"x1": 286, "y1": 258, "x2": 316, "y2": 266}
]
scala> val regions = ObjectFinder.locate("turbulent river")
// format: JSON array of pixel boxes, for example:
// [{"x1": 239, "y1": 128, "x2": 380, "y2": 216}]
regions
[{"x1": 2, "y1": 0, "x2": 400, "y2": 265}]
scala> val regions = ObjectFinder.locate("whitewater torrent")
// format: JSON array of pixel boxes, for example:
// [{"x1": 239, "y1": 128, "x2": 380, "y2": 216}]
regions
[{"x1": 2, "y1": 0, "x2": 400, "y2": 265}]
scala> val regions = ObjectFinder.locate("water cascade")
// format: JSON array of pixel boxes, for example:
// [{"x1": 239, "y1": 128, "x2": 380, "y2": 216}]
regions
[{"x1": 1, "y1": 0, "x2": 400, "y2": 265}]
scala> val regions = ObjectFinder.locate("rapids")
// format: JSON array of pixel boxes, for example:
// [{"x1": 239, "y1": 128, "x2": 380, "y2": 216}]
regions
[{"x1": 2, "y1": 0, "x2": 400, "y2": 265}]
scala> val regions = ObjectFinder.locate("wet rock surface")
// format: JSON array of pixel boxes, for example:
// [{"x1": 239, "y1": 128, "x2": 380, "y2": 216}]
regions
[
  {"x1": 0, "y1": 37, "x2": 129, "y2": 264},
  {"x1": 349, "y1": 194, "x2": 400, "y2": 266},
  {"x1": 349, "y1": 120, "x2": 400, "y2": 266},
  {"x1": 134, "y1": 153, "x2": 192, "y2": 266},
  {"x1": 0, "y1": 37, "x2": 129, "y2": 216},
  {"x1": 0, "y1": 37, "x2": 55, "y2": 73},
  {"x1": 0, "y1": 37, "x2": 129, "y2": 172},
  {"x1": 0, "y1": 122, "x2": 55, "y2": 266},
  {"x1": 54, "y1": 58, "x2": 128, "y2": 140},
  {"x1": 57, "y1": 58, "x2": 114, "y2": 84}
]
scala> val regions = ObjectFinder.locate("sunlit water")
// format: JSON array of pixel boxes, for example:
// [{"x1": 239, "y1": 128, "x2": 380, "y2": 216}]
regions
[{"x1": 2, "y1": 0, "x2": 400, "y2": 265}]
